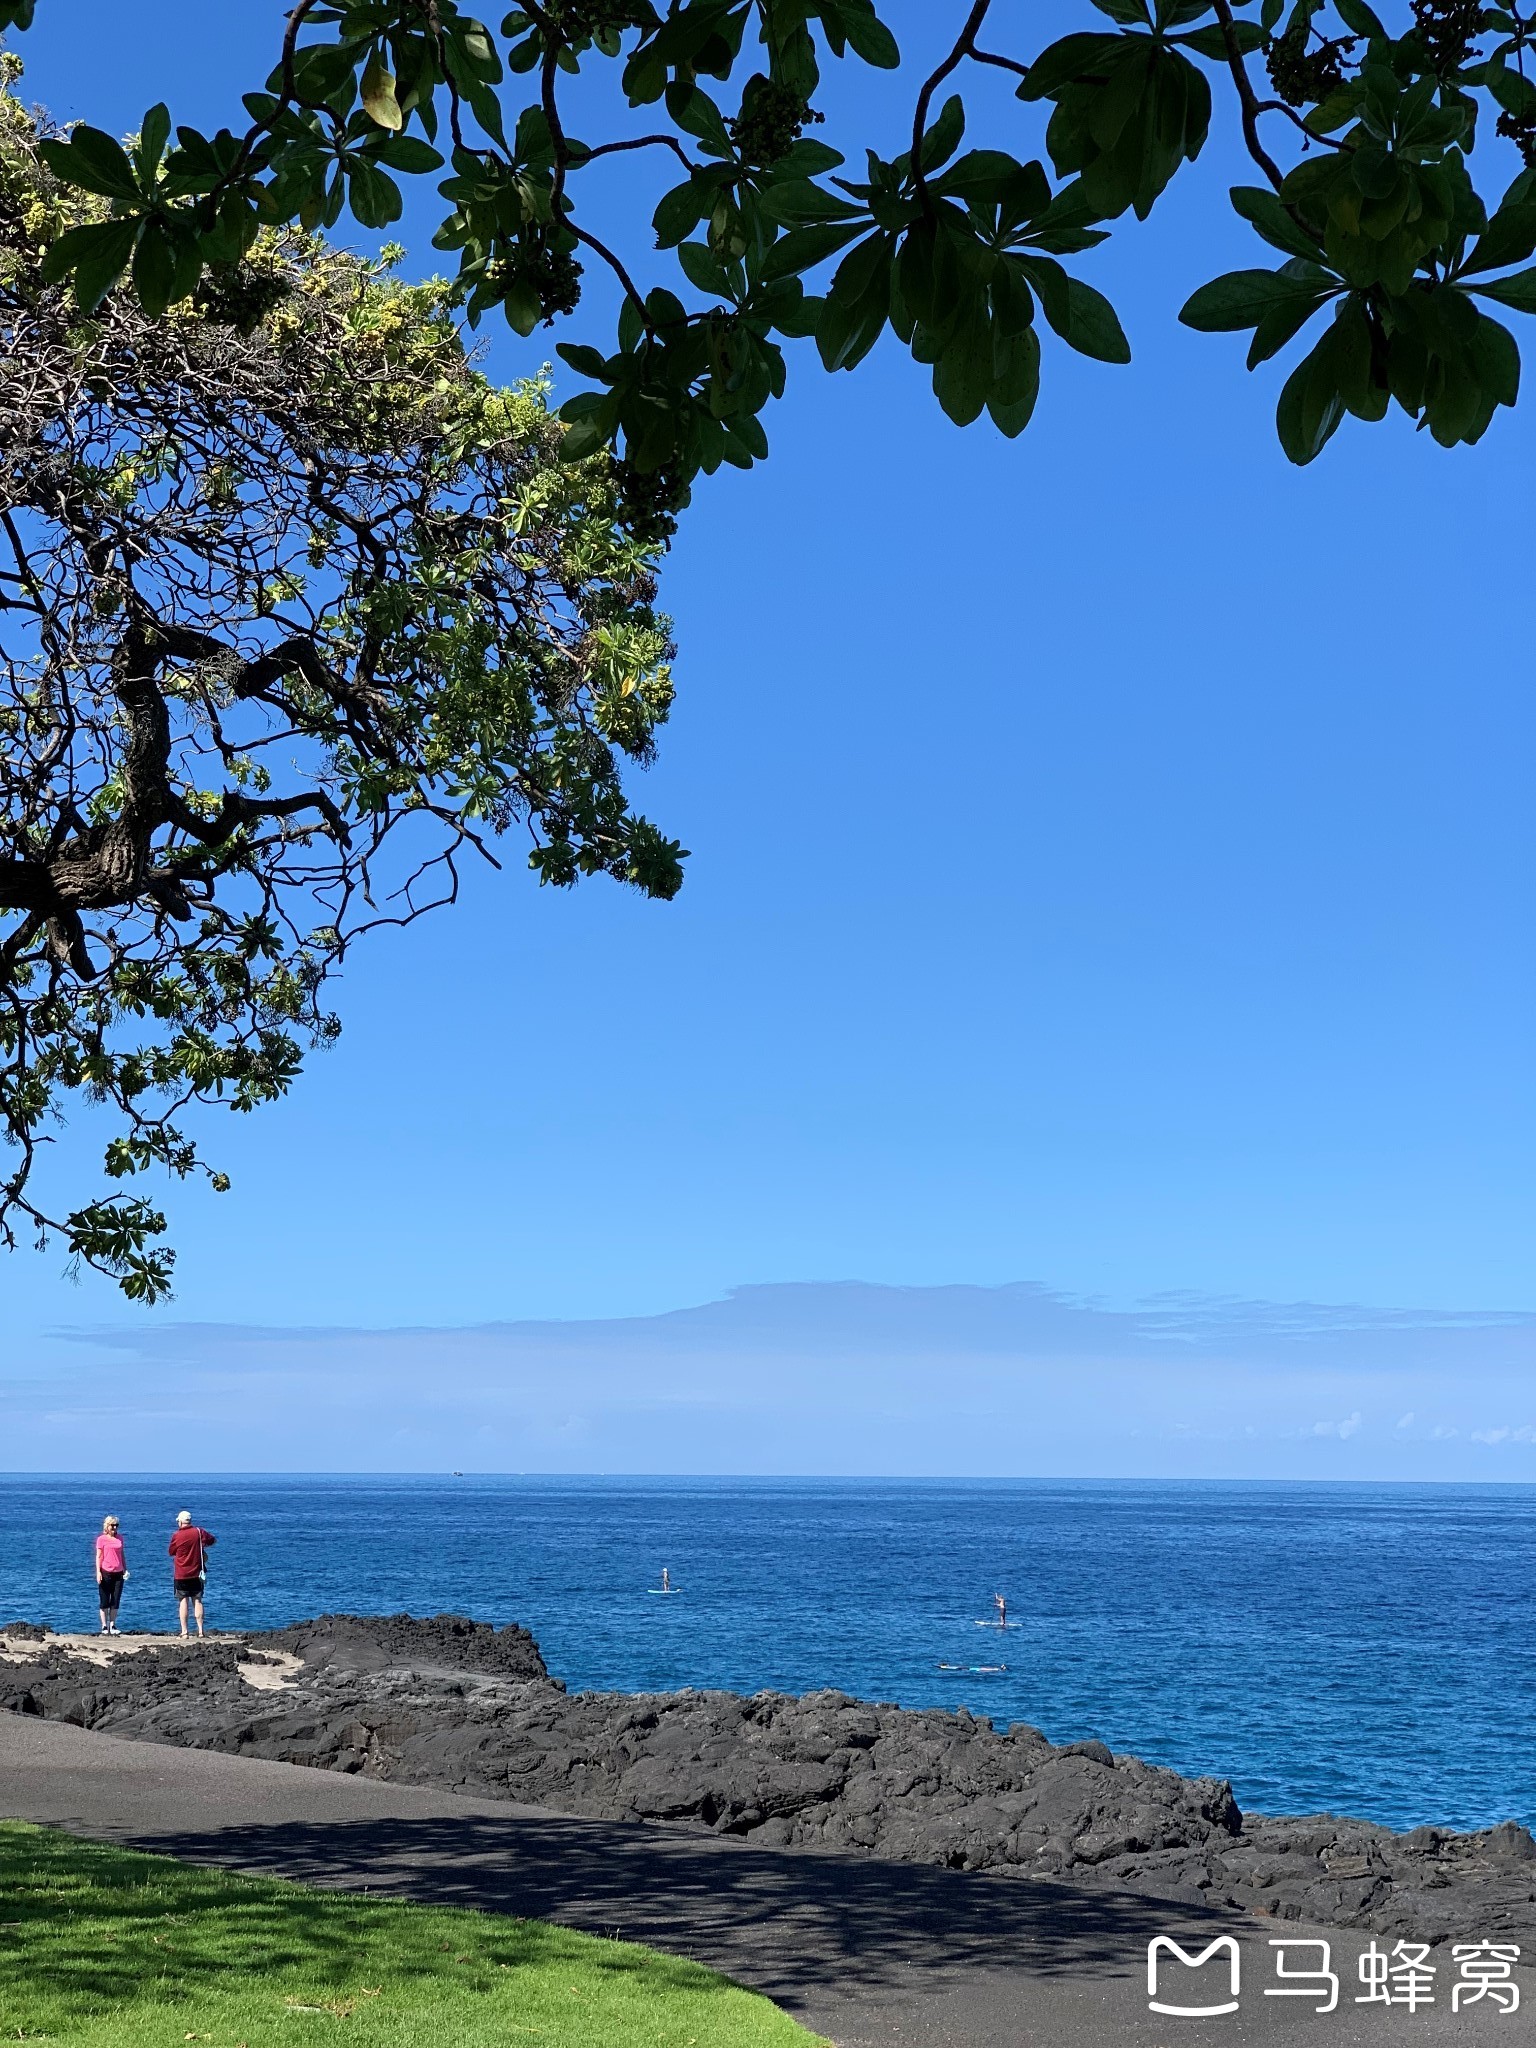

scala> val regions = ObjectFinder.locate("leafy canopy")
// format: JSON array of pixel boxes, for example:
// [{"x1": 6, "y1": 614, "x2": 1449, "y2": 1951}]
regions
[
  {"x1": 0, "y1": 65, "x2": 679, "y2": 1298},
  {"x1": 8, "y1": 0, "x2": 1536, "y2": 490}
]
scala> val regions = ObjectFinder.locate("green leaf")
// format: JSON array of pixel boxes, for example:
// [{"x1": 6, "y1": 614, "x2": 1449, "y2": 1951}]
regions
[
  {"x1": 931, "y1": 317, "x2": 994, "y2": 425},
  {"x1": 557, "y1": 343, "x2": 611, "y2": 379},
  {"x1": 934, "y1": 148, "x2": 1030, "y2": 202},
  {"x1": 666, "y1": 83, "x2": 733, "y2": 155},
  {"x1": 559, "y1": 418, "x2": 607, "y2": 459},
  {"x1": 676, "y1": 240, "x2": 732, "y2": 296},
  {"x1": 734, "y1": 411, "x2": 770, "y2": 459},
  {"x1": 1015, "y1": 252, "x2": 1069, "y2": 334},
  {"x1": 837, "y1": 1, "x2": 900, "y2": 68},
  {"x1": 1275, "y1": 327, "x2": 1346, "y2": 463},
  {"x1": 1467, "y1": 310, "x2": 1520, "y2": 408},
  {"x1": 459, "y1": 68, "x2": 509, "y2": 149},
  {"x1": 919, "y1": 94, "x2": 965, "y2": 174},
  {"x1": 454, "y1": 15, "x2": 504, "y2": 82},
  {"x1": 830, "y1": 229, "x2": 893, "y2": 302},
  {"x1": 48, "y1": 216, "x2": 140, "y2": 312},
  {"x1": 1059, "y1": 276, "x2": 1130, "y2": 361},
  {"x1": 1460, "y1": 205, "x2": 1536, "y2": 278},
  {"x1": 759, "y1": 219, "x2": 869, "y2": 282},
  {"x1": 653, "y1": 180, "x2": 713, "y2": 248},
  {"x1": 132, "y1": 218, "x2": 178, "y2": 318},
  {"x1": 1180, "y1": 266, "x2": 1332, "y2": 331},
  {"x1": 376, "y1": 136, "x2": 445, "y2": 173},
  {"x1": 765, "y1": 284, "x2": 823, "y2": 337},
  {"x1": 501, "y1": 276, "x2": 543, "y2": 335},
  {"x1": 39, "y1": 125, "x2": 142, "y2": 203},
  {"x1": 1471, "y1": 265, "x2": 1536, "y2": 313},
  {"x1": 815, "y1": 248, "x2": 892, "y2": 371},
  {"x1": 1487, "y1": 63, "x2": 1536, "y2": 119},
  {"x1": 1016, "y1": 33, "x2": 1123, "y2": 103},
  {"x1": 1330, "y1": 297, "x2": 1386, "y2": 419},
  {"x1": 361, "y1": 51, "x2": 403, "y2": 130},
  {"x1": 1247, "y1": 290, "x2": 1328, "y2": 366},
  {"x1": 1229, "y1": 186, "x2": 1324, "y2": 262},
  {"x1": 1333, "y1": 0, "x2": 1386, "y2": 34},
  {"x1": 778, "y1": 139, "x2": 845, "y2": 176},
  {"x1": 137, "y1": 104, "x2": 171, "y2": 184},
  {"x1": 988, "y1": 326, "x2": 1042, "y2": 435},
  {"x1": 759, "y1": 180, "x2": 865, "y2": 227},
  {"x1": 347, "y1": 159, "x2": 403, "y2": 228},
  {"x1": 1178, "y1": 22, "x2": 1265, "y2": 55}
]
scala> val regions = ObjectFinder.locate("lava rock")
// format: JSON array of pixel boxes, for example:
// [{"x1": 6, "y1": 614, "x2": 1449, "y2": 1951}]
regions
[
  {"x1": 3, "y1": 1614, "x2": 1532, "y2": 1943},
  {"x1": 252, "y1": 1612, "x2": 547, "y2": 1681}
]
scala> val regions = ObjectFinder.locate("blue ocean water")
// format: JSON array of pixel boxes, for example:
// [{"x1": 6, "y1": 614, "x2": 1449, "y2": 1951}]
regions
[{"x1": 1, "y1": 1476, "x2": 1531, "y2": 1837}]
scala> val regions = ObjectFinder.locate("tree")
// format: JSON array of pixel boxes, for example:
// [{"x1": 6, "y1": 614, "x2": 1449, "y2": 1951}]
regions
[
  {"x1": 9, "y1": 0, "x2": 1536, "y2": 506},
  {"x1": 0, "y1": 65, "x2": 680, "y2": 1298}
]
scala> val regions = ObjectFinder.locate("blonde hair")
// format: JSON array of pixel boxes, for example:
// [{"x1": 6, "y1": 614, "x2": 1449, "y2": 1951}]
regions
[{"x1": 101, "y1": 1516, "x2": 118, "y2": 1532}]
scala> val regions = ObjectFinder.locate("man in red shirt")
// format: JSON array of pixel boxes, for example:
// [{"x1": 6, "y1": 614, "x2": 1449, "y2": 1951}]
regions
[{"x1": 168, "y1": 1511, "x2": 216, "y2": 1638}]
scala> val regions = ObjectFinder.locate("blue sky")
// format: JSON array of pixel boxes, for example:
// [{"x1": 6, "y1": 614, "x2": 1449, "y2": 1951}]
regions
[{"x1": 3, "y1": 5, "x2": 1533, "y2": 1472}]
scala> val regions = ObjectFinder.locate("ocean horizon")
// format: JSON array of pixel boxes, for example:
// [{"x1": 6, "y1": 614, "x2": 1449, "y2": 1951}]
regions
[{"x1": 3, "y1": 1473, "x2": 1532, "y2": 1840}]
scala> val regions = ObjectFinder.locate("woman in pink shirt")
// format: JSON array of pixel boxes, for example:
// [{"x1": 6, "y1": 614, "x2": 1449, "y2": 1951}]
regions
[{"x1": 94, "y1": 1516, "x2": 128, "y2": 1636}]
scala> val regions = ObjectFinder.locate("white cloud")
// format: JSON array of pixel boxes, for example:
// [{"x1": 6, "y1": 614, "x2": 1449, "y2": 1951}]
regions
[
  {"x1": 1311, "y1": 1411, "x2": 1363, "y2": 1439},
  {"x1": 5, "y1": 1282, "x2": 1536, "y2": 1478}
]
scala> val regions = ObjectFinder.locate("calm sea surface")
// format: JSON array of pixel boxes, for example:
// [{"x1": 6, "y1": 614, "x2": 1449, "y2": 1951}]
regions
[{"x1": 1, "y1": 1476, "x2": 1531, "y2": 1835}]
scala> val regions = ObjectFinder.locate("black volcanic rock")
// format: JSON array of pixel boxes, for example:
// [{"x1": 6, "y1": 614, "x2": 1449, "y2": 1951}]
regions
[
  {"x1": 3, "y1": 1613, "x2": 1533, "y2": 1943},
  {"x1": 252, "y1": 1612, "x2": 547, "y2": 1681}
]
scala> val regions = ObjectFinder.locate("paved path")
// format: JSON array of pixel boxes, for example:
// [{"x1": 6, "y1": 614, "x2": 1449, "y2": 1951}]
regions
[{"x1": 1, "y1": 1716, "x2": 1527, "y2": 2046}]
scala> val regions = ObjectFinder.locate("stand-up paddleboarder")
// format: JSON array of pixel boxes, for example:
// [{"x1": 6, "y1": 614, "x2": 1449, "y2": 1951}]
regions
[
  {"x1": 169, "y1": 1510, "x2": 216, "y2": 1638},
  {"x1": 95, "y1": 1516, "x2": 128, "y2": 1635}
]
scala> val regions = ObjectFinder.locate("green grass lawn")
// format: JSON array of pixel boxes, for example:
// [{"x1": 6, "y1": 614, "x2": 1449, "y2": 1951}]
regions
[{"x1": 0, "y1": 1821, "x2": 827, "y2": 2047}]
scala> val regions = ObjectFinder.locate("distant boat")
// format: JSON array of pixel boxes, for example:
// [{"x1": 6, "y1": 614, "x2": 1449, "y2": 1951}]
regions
[{"x1": 939, "y1": 1661, "x2": 1009, "y2": 1673}]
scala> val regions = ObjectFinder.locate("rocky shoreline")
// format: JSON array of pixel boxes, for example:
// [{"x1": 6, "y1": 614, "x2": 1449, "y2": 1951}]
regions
[{"x1": 3, "y1": 1612, "x2": 1533, "y2": 1941}]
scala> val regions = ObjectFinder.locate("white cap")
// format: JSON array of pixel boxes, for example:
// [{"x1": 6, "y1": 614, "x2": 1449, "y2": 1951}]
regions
[{"x1": 176, "y1": 1510, "x2": 192, "y2": 1525}]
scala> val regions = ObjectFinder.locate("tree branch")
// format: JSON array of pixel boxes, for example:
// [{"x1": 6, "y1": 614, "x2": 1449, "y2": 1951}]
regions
[
  {"x1": 911, "y1": 0, "x2": 998, "y2": 206},
  {"x1": 1210, "y1": 0, "x2": 1286, "y2": 192}
]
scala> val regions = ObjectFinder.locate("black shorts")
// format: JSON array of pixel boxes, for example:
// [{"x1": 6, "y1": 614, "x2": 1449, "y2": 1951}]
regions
[
  {"x1": 173, "y1": 1575, "x2": 205, "y2": 1600},
  {"x1": 98, "y1": 1572, "x2": 124, "y2": 1606}
]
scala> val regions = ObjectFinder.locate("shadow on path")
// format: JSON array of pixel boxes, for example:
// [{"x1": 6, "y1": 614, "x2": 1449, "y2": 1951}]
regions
[{"x1": 125, "y1": 1809, "x2": 1222, "y2": 2008}]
